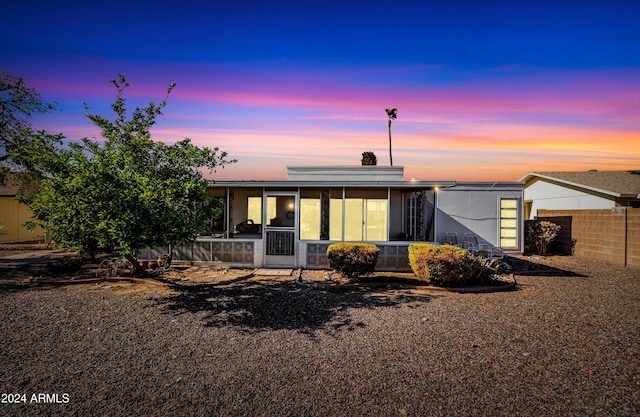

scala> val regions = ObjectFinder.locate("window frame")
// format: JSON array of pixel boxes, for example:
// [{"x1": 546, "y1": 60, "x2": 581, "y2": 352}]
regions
[{"x1": 499, "y1": 198, "x2": 518, "y2": 248}]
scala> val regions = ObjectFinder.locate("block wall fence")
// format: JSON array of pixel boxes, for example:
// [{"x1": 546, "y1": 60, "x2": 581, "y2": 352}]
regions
[{"x1": 538, "y1": 208, "x2": 640, "y2": 268}]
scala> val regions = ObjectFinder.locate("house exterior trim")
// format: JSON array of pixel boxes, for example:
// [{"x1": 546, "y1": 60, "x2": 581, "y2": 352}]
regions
[
  {"x1": 211, "y1": 180, "x2": 456, "y2": 189},
  {"x1": 520, "y1": 173, "x2": 623, "y2": 198}
]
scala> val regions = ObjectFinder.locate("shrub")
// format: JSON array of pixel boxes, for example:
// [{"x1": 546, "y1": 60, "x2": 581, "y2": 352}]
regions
[
  {"x1": 326, "y1": 243, "x2": 379, "y2": 278},
  {"x1": 409, "y1": 243, "x2": 498, "y2": 286},
  {"x1": 525, "y1": 220, "x2": 561, "y2": 255},
  {"x1": 408, "y1": 243, "x2": 438, "y2": 280}
]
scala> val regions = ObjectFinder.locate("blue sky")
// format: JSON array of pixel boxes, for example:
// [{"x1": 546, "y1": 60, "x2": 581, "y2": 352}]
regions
[{"x1": 3, "y1": 0, "x2": 639, "y2": 180}]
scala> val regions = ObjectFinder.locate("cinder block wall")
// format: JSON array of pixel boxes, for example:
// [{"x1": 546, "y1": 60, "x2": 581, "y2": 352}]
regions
[
  {"x1": 538, "y1": 208, "x2": 640, "y2": 267},
  {"x1": 627, "y1": 209, "x2": 640, "y2": 268}
]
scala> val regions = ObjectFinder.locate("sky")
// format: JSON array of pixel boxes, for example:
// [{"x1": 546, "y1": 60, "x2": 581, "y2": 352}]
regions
[{"x1": 2, "y1": 0, "x2": 639, "y2": 182}]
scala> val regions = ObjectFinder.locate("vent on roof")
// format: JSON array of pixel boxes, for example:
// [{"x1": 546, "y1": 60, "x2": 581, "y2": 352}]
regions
[
  {"x1": 588, "y1": 169, "x2": 598, "y2": 172},
  {"x1": 629, "y1": 170, "x2": 640, "y2": 175}
]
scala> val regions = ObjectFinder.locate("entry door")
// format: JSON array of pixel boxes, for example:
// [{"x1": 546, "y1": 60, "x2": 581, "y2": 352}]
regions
[{"x1": 263, "y1": 193, "x2": 298, "y2": 267}]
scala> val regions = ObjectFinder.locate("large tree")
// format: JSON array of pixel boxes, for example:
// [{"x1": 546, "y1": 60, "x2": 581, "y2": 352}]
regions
[
  {"x1": 0, "y1": 70, "x2": 58, "y2": 184},
  {"x1": 17, "y1": 75, "x2": 234, "y2": 273}
]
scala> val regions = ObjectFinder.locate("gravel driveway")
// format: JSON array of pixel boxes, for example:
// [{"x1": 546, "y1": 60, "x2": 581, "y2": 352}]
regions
[{"x1": 1, "y1": 255, "x2": 638, "y2": 416}]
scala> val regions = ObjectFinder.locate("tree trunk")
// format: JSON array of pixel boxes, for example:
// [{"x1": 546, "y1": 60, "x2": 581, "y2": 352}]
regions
[
  {"x1": 123, "y1": 253, "x2": 171, "y2": 276},
  {"x1": 388, "y1": 119, "x2": 393, "y2": 166},
  {"x1": 124, "y1": 253, "x2": 146, "y2": 276}
]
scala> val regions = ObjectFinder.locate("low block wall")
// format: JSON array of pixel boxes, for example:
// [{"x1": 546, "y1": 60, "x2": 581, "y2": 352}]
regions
[
  {"x1": 303, "y1": 242, "x2": 412, "y2": 271},
  {"x1": 141, "y1": 238, "x2": 257, "y2": 268},
  {"x1": 146, "y1": 239, "x2": 415, "y2": 271},
  {"x1": 538, "y1": 208, "x2": 640, "y2": 267}
]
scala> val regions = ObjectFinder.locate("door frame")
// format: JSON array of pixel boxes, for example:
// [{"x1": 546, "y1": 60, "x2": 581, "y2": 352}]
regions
[{"x1": 263, "y1": 190, "x2": 299, "y2": 267}]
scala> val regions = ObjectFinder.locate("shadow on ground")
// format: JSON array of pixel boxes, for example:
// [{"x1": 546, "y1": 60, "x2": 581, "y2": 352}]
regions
[
  {"x1": 153, "y1": 281, "x2": 433, "y2": 335},
  {"x1": 504, "y1": 255, "x2": 587, "y2": 277},
  {"x1": 0, "y1": 252, "x2": 87, "y2": 292}
]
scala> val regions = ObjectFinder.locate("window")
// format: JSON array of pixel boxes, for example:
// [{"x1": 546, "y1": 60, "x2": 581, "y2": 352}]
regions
[
  {"x1": 364, "y1": 199, "x2": 388, "y2": 241},
  {"x1": 247, "y1": 197, "x2": 262, "y2": 224},
  {"x1": 295, "y1": 190, "x2": 389, "y2": 242},
  {"x1": 403, "y1": 192, "x2": 419, "y2": 240},
  {"x1": 300, "y1": 198, "x2": 320, "y2": 240},
  {"x1": 500, "y1": 199, "x2": 518, "y2": 248},
  {"x1": 342, "y1": 198, "x2": 388, "y2": 242},
  {"x1": 247, "y1": 196, "x2": 277, "y2": 225},
  {"x1": 344, "y1": 198, "x2": 364, "y2": 240},
  {"x1": 266, "y1": 196, "x2": 291, "y2": 226}
]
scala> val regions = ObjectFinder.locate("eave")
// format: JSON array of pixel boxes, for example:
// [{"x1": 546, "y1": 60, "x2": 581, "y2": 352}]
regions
[
  {"x1": 209, "y1": 180, "x2": 457, "y2": 189},
  {"x1": 519, "y1": 172, "x2": 633, "y2": 198}
]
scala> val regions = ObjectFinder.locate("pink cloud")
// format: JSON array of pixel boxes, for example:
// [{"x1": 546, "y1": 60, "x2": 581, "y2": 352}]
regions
[{"x1": 22, "y1": 64, "x2": 640, "y2": 183}]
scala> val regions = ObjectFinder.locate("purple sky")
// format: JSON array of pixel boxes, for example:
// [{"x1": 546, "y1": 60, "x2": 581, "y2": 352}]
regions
[{"x1": 3, "y1": 0, "x2": 639, "y2": 181}]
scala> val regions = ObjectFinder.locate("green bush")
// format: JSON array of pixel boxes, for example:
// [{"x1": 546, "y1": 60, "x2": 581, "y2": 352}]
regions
[
  {"x1": 409, "y1": 243, "x2": 498, "y2": 286},
  {"x1": 326, "y1": 243, "x2": 379, "y2": 278},
  {"x1": 408, "y1": 243, "x2": 438, "y2": 280}
]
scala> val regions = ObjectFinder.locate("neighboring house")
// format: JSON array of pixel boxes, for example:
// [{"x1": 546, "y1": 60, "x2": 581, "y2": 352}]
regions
[
  {"x1": 147, "y1": 165, "x2": 524, "y2": 270},
  {"x1": 0, "y1": 178, "x2": 45, "y2": 243},
  {"x1": 520, "y1": 170, "x2": 640, "y2": 219}
]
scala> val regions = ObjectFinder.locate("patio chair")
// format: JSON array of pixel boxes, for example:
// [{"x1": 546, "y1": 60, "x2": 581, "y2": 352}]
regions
[
  {"x1": 490, "y1": 246, "x2": 505, "y2": 260},
  {"x1": 464, "y1": 233, "x2": 504, "y2": 259},
  {"x1": 236, "y1": 219, "x2": 260, "y2": 234},
  {"x1": 445, "y1": 232, "x2": 462, "y2": 247},
  {"x1": 464, "y1": 233, "x2": 490, "y2": 256}
]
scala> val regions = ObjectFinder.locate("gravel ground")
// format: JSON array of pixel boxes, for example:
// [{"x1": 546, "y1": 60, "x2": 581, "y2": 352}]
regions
[{"x1": 0, "y1": 255, "x2": 638, "y2": 416}]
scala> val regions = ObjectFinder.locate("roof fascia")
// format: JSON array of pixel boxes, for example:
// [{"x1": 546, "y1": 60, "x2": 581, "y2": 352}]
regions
[
  {"x1": 522, "y1": 172, "x2": 622, "y2": 198},
  {"x1": 209, "y1": 180, "x2": 457, "y2": 189}
]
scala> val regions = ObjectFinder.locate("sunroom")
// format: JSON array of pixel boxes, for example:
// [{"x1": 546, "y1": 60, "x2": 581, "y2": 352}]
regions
[{"x1": 145, "y1": 165, "x2": 524, "y2": 270}]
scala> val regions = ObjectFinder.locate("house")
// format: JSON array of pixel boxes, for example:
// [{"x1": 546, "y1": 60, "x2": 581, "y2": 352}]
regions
[
  {"x1": 147, "y1": 165, "x2": 524, "y2": 270},
  {"x1": 520, "y1": 170, "x2": 640, "y2": 219},
  {"x1": 0, "y1": 177, "x2": 45, "y2": 243}
]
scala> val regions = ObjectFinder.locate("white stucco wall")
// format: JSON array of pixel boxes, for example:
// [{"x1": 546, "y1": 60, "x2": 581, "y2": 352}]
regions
[
  {"x1": 525, "y1": 181, "x2": 614, "y2": 219},
  {"x1": 436, "y1": 183, "x2": 523, "y2": 250}
]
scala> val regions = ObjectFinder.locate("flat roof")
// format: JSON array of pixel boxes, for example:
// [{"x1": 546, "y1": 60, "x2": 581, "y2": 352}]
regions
[
  {"x1": 210, "y1": 180, "x2": 523, "y2": 190},
  {"x1": 210, "y1": 179, "x2": 457, "y2": 189},
  {"x1": 210, "y1": 165, "x2": 522, "y2": 190}
]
